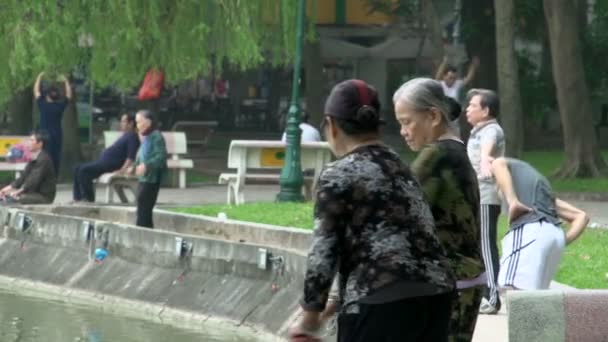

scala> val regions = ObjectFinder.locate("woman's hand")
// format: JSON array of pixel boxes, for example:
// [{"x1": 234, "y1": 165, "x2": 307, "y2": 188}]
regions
[
  {"x1": 135, "y1": 164, "x2": 146, "y2": 176},
  {"x1": 288, "y1": 327, "x2": 322, "y2": 342},
  {"x1": 288, "y1": 311, "x2": 323, "y2": 342},
  {"x1": 508, "y1": 200, "x2": 532, "y2": 223}
]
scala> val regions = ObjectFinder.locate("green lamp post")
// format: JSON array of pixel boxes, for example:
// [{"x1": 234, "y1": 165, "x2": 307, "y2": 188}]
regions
[{"x1": 277, "y1": 0, "x2": 307, "y2": 202}]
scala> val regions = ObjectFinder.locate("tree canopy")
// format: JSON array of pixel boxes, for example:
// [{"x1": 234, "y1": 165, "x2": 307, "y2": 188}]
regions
[{"x1": 0, "y1": 0, "x2": 309, "y2": 104}]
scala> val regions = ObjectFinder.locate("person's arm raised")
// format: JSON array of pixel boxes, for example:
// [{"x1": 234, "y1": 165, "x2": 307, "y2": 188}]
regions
[
  {"x1": 463, "y1": 56, "x2": 480, "y2": 86},
  {"x1": 34, "y1": 72, "x2": 44, "y2": 98},
  {"x1": 435, "y1": 56, "x2": 449, "y2": 81},
  {"x1": 60, "y1": 74, "x2": 72, "y2": 100}
]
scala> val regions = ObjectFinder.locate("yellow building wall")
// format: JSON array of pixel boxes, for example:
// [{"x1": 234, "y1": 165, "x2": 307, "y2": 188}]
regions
[
  {"x1": 311, "y1": 1, "x2": 336, "y2": 24},
  {"x1": 346, "y1": 0, "x2": 395, "y2": 25},
  {"x1": 312, "y1": 0, "x2": 395, "y2": 25}
]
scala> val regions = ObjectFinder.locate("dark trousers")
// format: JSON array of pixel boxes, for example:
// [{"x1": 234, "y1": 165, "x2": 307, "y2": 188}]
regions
[
  {"x1": 450, "y1": 287, "x2": 484, "y2": 342},
  {"x1": 46, "y1": 133, "x2": 62, "y2": 174},
  {"x1": 136, "y1": 181, "x2": 161, "y2": 228},
  {"x1": 337, "y1": 292, "x2": 453, "y2": 342},
  {"x1": 73, "y1": 161, "x2": 119, "y2": 202},
  {"x1": 481, "y1": 204, "x2": 502, "y2": 308}
]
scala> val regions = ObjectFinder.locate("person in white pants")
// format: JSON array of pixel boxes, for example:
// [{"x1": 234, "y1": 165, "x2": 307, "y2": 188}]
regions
[{"x1": 490, "y1": 158, "x2": 589, "y2": 290}]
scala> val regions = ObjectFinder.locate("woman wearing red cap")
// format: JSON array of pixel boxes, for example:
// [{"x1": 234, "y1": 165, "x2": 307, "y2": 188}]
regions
[{"x1": 289, "y1": 79, "x2": 455, "y2": 342}]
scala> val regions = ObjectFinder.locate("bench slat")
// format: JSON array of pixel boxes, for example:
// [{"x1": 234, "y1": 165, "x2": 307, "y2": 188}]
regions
[
  {"x1": 167, "y1": 159, "x2": 193, "y2": 169},
  {"x1": 103, "y1": 130, "x2": 192, "y2": 190},
  {"x1": 0, "y1": 162, "x2": 26, "y2": 171}
]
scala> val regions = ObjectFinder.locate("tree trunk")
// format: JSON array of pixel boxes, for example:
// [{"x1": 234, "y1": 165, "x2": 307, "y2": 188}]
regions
[
  {"x1": 538, "y1": 29, "x2": 557, "y2": 131},
  {"x1": 459, "y1": 0, "x2": 497, "y2": 144},
  {"x1": 60, "y1": 93, "x2": 82, "y2": 181},
  {"x1": 304, "y1": 39, "x2": 325, "y2": 128},
  {"x1": 5, "y1": 87, "x2": 34, "y2": 134},
  {"x1": 462, "y1": 0, "x2": 497, "y2": 90},
  {"x1": 494, "y1": 0, "x2": 524, "y2": 157},
  {"x1": 420, "y1": 0, "x2": 445, "y2": 65},
  {"x1": 543, "y1": 0, "x2": 606, "y2": 177}
]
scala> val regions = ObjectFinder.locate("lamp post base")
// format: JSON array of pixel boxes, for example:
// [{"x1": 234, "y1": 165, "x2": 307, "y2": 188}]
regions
[{"x1": 276, "y1": 190, "x2": 305, "y2": 203}]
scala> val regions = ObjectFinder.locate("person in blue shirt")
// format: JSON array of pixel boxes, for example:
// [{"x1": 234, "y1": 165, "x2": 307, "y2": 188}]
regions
[
  {"x1": 33, "y1": 72, "x2": 72, "y2": 173},
  {"x1": 72, "y1": 113, "x2": 140, "y2": 202}
]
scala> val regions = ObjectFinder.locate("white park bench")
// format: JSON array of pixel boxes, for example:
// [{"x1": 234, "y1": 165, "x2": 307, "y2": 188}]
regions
[
  {"x1": 218, "y1": 140, "x2": 332, "y2": 205},
  {"x1": 99, "y1": 131, "x2": 194, "y2": 203},
  {"x1": 0, "y1": 135, "x2": 30, "y2": 178}
]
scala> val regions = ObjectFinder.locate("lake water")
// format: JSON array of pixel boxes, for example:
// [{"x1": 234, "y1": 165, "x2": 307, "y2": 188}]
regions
[{"x1": 0, "y1": 289, "x2": 265, "y2": 342}]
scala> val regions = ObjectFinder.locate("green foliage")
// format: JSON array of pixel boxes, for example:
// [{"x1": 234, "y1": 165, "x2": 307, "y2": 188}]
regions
[
  {"x1": 516, "y1": 50, "x2": 556, "y2": 123},
  {"x1": 583, "y1": 1, "x2": 608, "y2": 98},
  {"x1": 513, "y1": 0, "x2": 545, "y2": 40},
  {"x1": 365, "y1": 0, "x2": 418, "y2": 20},
  {"x1": 513, "y1": 0, "x2": 608, "y2": 116},
  {"x1": 0, "y1": 0, "x2": 309, "y2": 105}
]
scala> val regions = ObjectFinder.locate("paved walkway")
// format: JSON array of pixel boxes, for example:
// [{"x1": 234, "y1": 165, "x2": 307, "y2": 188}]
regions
[{"x1": 53, "y1": 183, "x2": 608, "y2": 341}]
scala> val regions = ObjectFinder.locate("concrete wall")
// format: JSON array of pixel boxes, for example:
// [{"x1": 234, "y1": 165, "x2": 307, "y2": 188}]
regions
[
  {"x1": 29, "y1": 205, "x2": 314, "y2": 252},
  {"x1": 0, "y1": 206, "x2": 317, "y2": 339}
]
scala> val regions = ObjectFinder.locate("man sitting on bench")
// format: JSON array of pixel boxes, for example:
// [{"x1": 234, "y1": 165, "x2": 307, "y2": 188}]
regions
[
  {"x1": 281, "y1": 111, "x2": 321, "y2": 143},
  {"x1": 0, "y1": 131, "x2": 56, "y2": 204},
  {"x1": 72, "y1": 113, "x2": 140, "y2": 203}
]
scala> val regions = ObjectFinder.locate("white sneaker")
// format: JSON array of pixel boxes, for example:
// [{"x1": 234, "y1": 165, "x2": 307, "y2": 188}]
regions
[{"x1": 479, "y1": 297, "x2": 500, "y2": 314}]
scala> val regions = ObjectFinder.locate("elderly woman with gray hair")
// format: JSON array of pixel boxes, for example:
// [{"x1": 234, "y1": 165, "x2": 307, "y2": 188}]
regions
[
  {"x1": 393, "y1": 78, "x2": 485, "y2": 342},
  {"x1": 131, "y1": 110, "x2": 167, "y2": 228}
]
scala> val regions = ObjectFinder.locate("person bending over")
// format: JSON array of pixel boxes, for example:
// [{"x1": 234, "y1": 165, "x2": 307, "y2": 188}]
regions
[{"x1": 491, "y1": 157, "x2": 588, "y2": 290}]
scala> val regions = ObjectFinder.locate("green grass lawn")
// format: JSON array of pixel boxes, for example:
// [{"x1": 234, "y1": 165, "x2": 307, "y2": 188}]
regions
[
  {"x1": 172, "y1": 202, "x2": 315, "y2": 229},
  {"x1": 0, "y1": 172, "x2": 13, "y2": 187},
  {"x1": 172, "y1": 202, "x2": 608, "y2": 289},
  {"x1": 522, "y1": 151, "x2": 608, "y2": 192},
  {"x1": 186, "y1": 170, "x2": 215, "y2": 184}
]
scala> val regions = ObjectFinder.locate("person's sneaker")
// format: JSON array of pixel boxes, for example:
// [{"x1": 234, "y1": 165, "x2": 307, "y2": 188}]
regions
[{"x1": 479, "y1": 298, "x2": 500, "y2": 314}]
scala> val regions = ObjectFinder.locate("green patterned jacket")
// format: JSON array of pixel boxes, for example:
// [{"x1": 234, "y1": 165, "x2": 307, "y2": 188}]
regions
[{"x1": 135, "y1": 130, "x2": 167, "y2": 184}]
